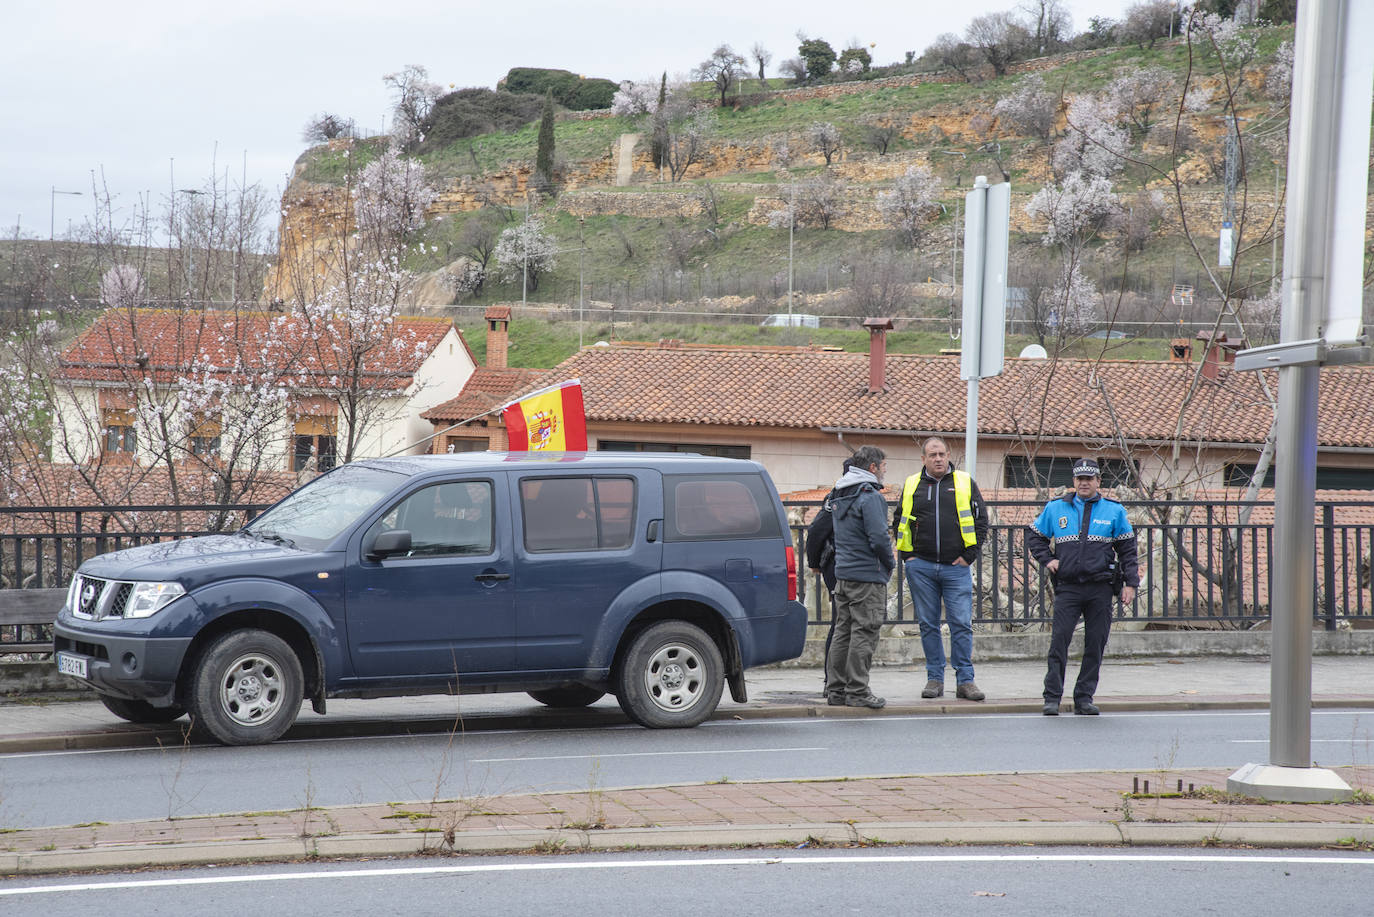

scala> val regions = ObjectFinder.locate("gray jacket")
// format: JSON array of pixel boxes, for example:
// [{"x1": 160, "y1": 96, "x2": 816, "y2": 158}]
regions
[{"x1": 830, "y1": 467, "x2": 895, "y2": 584}]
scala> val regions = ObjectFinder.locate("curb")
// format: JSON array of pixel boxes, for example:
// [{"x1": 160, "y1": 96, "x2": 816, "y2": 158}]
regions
[{"x1": 6, "y1": 819, "x2": 1374, "y2": 875}]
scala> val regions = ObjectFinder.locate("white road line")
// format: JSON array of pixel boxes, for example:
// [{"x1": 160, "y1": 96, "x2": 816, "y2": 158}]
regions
[
  {"x1": 4, "y1": 853, "x2": 1372, "y2": 897},
  {"x1": 1229, "y1": 739, "x2": 1366, "y2": 744},
  {"x1": 472, "y1": 746, "x2": 826, "y2": 763}
]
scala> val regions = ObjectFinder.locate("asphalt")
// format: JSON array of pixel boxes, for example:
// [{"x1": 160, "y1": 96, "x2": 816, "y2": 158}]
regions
[{"x1": 4, "y1": 655, "x2": 1374, "y2": 875}]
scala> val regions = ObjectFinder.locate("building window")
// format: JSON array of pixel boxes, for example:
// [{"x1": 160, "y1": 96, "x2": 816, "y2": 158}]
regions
[
  {"x1": 444, "y1": 437, "x2": 488, "y2": 453},
  {"x1": 293, "y1": 435, "x2": 336, "y2": 472},
  {"x1": 188, "y1": 416, "x2": 221, "y2": 460},
  {"x1": 1225, "y1": 463, "x2": 1374, "y2": 491},
  {"x1": 1003, "y1": 455, "x2": 1136, "y2": 490},
  {"x1": 293, "y1": 415, "x2": 337, "y2": 472},
  {"x1": 598, "y1": 440, "x2": 750, "y2": 460},
  {"x1": 101, "y1": 410, "x2": 137, "y2": 456}
]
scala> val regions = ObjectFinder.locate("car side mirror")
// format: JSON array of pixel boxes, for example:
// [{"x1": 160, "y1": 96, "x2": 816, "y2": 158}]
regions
[{"x1": 368, "y1": 529, "x2": 412, "y2": 560}]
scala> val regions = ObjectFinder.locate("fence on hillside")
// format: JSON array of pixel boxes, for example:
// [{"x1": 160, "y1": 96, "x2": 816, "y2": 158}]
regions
[{"x1": 1, "y1": 499, "x2": 1372, "y2": 655}]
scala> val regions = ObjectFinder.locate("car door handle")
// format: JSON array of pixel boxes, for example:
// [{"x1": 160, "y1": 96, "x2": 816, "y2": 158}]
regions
[{"x1": 474, "y1": 572, "x2": 510, "y2": 582}]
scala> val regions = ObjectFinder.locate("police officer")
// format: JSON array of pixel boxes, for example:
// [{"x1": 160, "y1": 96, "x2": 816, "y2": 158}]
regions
[{"x1": 1026, "y1": 458, "x2": 1139, "y2": 716}]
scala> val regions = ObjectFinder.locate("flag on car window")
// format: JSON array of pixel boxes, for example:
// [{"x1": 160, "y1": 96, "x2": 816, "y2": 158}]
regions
[{"x1": 502, "y1": 379, "x2": 588, "y2": 452}]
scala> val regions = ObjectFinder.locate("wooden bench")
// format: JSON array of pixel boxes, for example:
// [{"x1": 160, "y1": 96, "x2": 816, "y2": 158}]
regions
[{"x1": 0, "y1": 588, "x2": 64, "y2": 654}]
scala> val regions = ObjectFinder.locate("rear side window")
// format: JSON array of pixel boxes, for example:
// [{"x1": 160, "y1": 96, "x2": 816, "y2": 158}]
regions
[
  {"x1": 521, "y1": 476, "x2": 636, "y2": 552},
  {"x1": 664, "y1": 474, "x2": 781, "y2": 541}
]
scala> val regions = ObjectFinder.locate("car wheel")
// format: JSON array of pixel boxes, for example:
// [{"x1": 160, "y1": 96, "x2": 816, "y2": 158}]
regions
[
  {"x1": 528, "y1": 685, "x2": 607, "y2": 708},
  {"x1": 98, "y1": 694, "x2": 186, "y2": 724},
  {"x1": 615, "y1": 620, "x2": 723, "y2": 728},
  {"x1": 187, "y1": 629, "x2": 303, "y2": 746}
]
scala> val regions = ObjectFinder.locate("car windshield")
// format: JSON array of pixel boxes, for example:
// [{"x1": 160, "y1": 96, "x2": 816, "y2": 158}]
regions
[{"x1": 243, "y1": 464, "x2": 407, "y2": 551}]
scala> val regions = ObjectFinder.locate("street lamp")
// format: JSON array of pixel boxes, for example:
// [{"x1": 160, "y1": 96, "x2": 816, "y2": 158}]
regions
[
  {"x1": 50, "y1": 187, "x2": 82, "y2": 241},
  {"x1": 177, "y1": 189, "x2": 205, "y2": 303},
  {"x1": 578, "y1": 216, "x2": 586, "y2": 349},
  {"x1": 787, "y1": 181, "x2": 796, "y2": 318}
]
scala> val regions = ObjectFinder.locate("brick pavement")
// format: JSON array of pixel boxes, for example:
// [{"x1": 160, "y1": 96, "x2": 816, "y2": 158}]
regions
[{"x1": 4, "y1": 766, "x2": 1374, "y2": 875}]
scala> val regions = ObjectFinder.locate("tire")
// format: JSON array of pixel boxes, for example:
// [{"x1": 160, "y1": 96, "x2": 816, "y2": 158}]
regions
[
  {"x1": 186, "y1": 629, "x2": 303, "y2": 746},
  {"x1": 528, "y1": 685, "x2": 607, "y2": 708},
  {"x1": 98, "y1": 694, "x2": 186, "y2": 724},
  {"x1": 615, "y1": 620, "x2": 723, "y2": 728}
]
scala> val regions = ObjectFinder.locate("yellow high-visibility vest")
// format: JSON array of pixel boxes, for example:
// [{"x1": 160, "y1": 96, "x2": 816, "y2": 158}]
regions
[{"x1": 895, "y1": 469, "x2": 976, "y2": 552}]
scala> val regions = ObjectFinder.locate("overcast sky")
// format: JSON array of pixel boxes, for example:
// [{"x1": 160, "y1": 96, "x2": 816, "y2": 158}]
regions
[{"x1": 4, "y1": 0, "x2": 1132, "y2": 242}]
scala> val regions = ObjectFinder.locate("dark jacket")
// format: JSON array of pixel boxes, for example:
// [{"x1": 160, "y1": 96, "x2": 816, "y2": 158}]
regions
[
  {"x1": 831, "y1": 468, "x2": 895, "y2": 585},
  {"x1": 1026, "y1": 491, "x2": 1140, "y2": 588},
  {"x1": 804, "y1": 492, "x2": 838, "y2": 591},
  {"x1": 891, "y1": 469, "x2": 989, "y2": 566}
]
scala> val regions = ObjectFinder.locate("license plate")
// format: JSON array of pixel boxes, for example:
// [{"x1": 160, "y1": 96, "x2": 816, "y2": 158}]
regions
[{"x1": 56, "y1": 652, "x2": 88, "y2": 679}]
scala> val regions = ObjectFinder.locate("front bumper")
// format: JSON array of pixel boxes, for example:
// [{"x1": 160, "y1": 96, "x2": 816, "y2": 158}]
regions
[{"x1": 52, "y1": 619, "x2": 193, "y2": 704}]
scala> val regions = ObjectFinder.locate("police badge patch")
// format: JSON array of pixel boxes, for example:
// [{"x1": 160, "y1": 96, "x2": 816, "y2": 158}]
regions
[{"x1": 1057, "y1": 515, "x2": 1068, "y2": 529}]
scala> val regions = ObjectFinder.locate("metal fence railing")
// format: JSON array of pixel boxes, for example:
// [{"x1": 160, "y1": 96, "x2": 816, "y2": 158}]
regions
[
  {"x1": 789, "y1": 499, "x2": 1374, "y2": 631},
  {"x1": 1, "y1": 499, "x2": 1371, "y2": 652}
]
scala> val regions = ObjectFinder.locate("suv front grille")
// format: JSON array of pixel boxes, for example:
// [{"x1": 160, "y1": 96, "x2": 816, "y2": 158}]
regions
[{"x1": 71, "y1": 574, "x2": 134, "y2": 620}]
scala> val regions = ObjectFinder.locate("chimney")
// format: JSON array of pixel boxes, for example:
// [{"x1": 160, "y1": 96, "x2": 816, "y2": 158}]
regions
[
  {"x1": 1169, "y1": 338, "x2": 1192, "y2": 362},
  {"x1": 1196, "y1": 331, "x2": 1243, "y2": 382},
  {"x1": 862, "y1": 317, "x2": 895, "y2": 393},
  {"x1": 484, "y1": 305, "x2": 511, "y2": 369}
]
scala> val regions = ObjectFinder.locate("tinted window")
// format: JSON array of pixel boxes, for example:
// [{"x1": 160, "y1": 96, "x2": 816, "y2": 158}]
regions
[
  {"x1": 664, "y1": 473, "x2": 781, "y2": 541},
  {"x1": 366, "y1": 481, "x2": 494, "y2": 557},
  {"x1": 521, "y1": 476, "x2": 636, "y2": 552},
  {"x1": 1003, "y1": 455, "x2": 1136, "y2": 490}
]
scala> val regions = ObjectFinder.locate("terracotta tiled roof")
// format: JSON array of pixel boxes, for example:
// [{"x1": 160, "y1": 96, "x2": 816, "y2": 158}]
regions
[
  {"x1": 517, "y1": 344, "x2": 1374, "y2": 449},
  {"x1": 0, "y1": 462, "x2": 299, "y2": 537},
  {"x1": 57, "y1": 308, "x2": 454, "y2": 391},
  {"x1": 421, "y1": 367, "x2": 544, "y2": 422}
]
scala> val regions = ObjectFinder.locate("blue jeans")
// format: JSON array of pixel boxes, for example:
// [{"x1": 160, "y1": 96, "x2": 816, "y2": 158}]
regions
[{"x1": 905, "y1": 555, "x2": 975, "y2": 684}]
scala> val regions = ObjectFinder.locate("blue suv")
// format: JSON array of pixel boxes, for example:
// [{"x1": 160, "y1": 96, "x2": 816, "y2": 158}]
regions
[{"x1": 53, "y1": 453, "x2": 808, "y2": 744}]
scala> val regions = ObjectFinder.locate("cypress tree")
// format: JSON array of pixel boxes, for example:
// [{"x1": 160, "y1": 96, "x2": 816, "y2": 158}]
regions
[
  {"x1": 535, "y1": 90, "x2": 556, "y2": 190},
  {"x1": 651, "y1": 72, "x2": 668, "y2": 170}
]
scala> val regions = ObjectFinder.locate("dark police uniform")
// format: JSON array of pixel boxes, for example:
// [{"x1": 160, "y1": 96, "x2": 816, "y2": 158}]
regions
[{"x1": 1026, "y1": 460, "x2": 1139, "y2": 712}]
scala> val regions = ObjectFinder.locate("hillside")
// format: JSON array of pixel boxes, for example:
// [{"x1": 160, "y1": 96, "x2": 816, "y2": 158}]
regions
[{"x1": 269, "y1": 24, "x2": 1310, "y2": 366}]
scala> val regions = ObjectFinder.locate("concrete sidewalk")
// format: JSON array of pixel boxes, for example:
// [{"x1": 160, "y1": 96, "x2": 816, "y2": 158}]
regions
[{"x1": 3, "y1": 656, "x2": 1374, "y2": 874}]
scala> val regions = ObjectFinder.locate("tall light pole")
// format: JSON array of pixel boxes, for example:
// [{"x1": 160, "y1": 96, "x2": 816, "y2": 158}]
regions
[
  {"x1": 178, "y1": 189, "x2": 205, "y2": 304},
  {"x1": 50, "y1": 187, "x2": 82, "y2": 241},
  {"x1": 786, "y1": 181, "x2": 796, "y2": 318},
  {"x1": 578, "y1": 216, "x2": 586, "y2": 349}
]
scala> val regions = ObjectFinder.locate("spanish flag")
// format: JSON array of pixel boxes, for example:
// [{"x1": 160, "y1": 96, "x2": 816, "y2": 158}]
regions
[{"x1": 502, "y1": 379, "x2": 588, "y2": 452}]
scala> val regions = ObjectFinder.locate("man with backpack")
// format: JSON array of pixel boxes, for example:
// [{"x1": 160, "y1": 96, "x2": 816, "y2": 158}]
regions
[
  {"x1": 1026, "y1": 458, "x2": 1139, "y2": 716},
  {"x1": 807, "y1": 457, "x2": 853, "y2": 702},
  {"x1": 826, "y1": 445, "x2": 893, "y2": 709}
]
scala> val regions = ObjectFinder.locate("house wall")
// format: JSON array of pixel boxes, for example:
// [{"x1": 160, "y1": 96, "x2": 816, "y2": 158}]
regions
[{"x1": 398, "y1": 328, "x2": 476, "y2": 455}]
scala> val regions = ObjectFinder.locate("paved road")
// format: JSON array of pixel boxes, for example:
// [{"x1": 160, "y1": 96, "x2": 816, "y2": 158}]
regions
[
  {"x1": 5, "y1": 847, "x2": 1374, "y2": 916},
  {"x1": 4, "y1": 707, "x2": 1374, "y2": 829}
]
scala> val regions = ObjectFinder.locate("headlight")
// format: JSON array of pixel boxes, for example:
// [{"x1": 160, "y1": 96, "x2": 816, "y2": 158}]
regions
[
  {"x1": 66, "y1": 575, "x2": 82, "y2": 612},
  {"x1": 125, "y1": 582, "x2": 186, "y2": 619}
]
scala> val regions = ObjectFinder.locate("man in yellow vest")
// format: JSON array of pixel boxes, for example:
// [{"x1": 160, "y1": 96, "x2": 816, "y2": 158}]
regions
[{"x1": 892, "y1": 437, "x2": 989, "y2": 701}]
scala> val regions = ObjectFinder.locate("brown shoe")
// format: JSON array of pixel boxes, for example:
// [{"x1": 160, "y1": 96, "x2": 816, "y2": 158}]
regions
[
  {"x1": 956, "y1": 682, "x2": 986, "y2": 702},
  {"x1": 921, "y1": 679, "x2": 944, "y2": 699}
]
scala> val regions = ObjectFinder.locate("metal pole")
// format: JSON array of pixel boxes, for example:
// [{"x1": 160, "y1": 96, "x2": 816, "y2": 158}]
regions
[
  {"x1": 1268, "y1": 0, "x2": 1342, "y2": 770},
  {"x1": 521, "y1": 192, "x2": 529, "y2": 306},
  {"x1": 578, "y1": 216, "x2": 585, "y2": 349},
  {"x1": 787, "y1": 182, "x2": 795, "y2": 318},
  {"x1": 1230, "y1": 0, "x2": 1362, "y2": 803},
  {"x1": 965, "y1": 377, "x2": 979, "y2": 476}
]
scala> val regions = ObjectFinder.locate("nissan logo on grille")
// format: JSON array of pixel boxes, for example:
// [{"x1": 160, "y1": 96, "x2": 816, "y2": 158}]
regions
[{"x1": 76, "y1": 577, "x2": 104, "y2": 617}]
